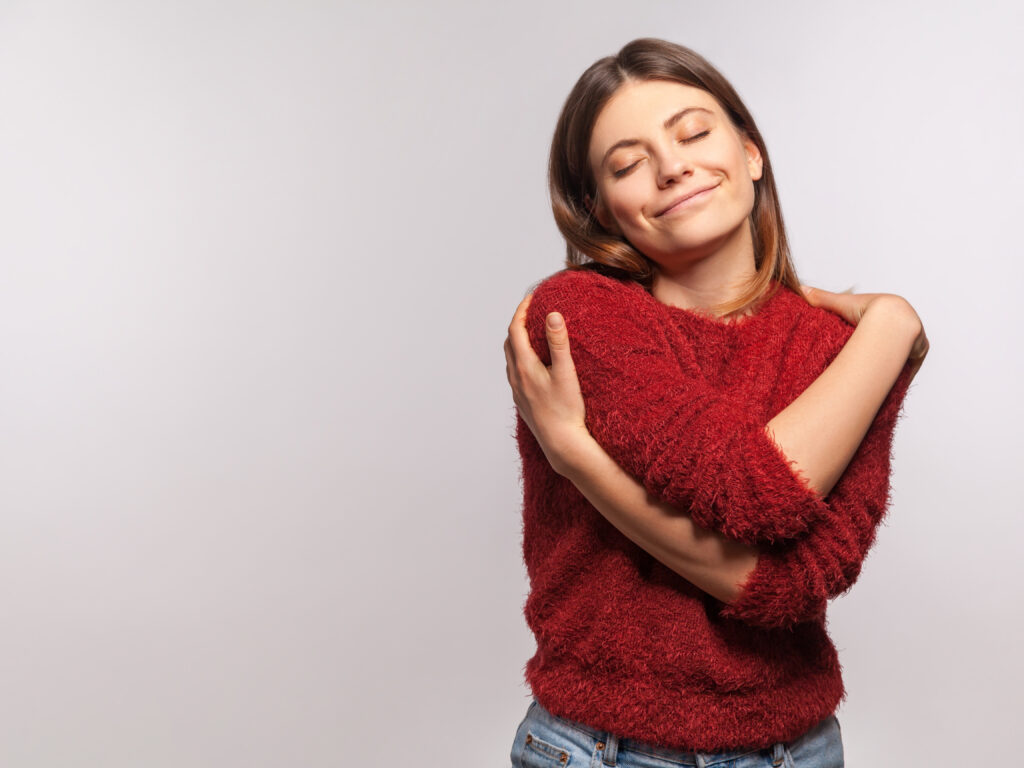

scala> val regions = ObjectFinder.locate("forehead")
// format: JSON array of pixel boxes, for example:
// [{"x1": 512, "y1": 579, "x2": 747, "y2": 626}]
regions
[{"x1": 589, "y1": 80, "x2": 723, "y2": 160}]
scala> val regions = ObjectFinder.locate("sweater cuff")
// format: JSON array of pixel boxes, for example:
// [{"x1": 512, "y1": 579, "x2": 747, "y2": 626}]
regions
[
  {"x1": 718, "y1": 550, "x2": 827, "y2": 629},
  {"x1": 732, "y1": 406, "x2": 832, "y2": 539},
  {"x1": 676, "y1": 400, "x2": 831, "y2": 545}
]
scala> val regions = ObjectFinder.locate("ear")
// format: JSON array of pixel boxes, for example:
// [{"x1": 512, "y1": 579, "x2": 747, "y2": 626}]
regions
[
  {"x1": 743, "y1": 137, "x2": 764, "y2": 181},
  {"x1": 585, "y1": 192, "x2": 621, "y2": 235}
]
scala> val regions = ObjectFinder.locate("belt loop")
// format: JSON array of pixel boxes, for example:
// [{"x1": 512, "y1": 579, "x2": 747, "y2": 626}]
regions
[
  {"x1": 771, "y1": 741, "x2": 786, "y2": 766},
  {"x1": 695, "y1": 754, "x2": 707, "y2": 768},
  {"x1": 600, "y1": 731, "x2": 619, "y2": 766}
]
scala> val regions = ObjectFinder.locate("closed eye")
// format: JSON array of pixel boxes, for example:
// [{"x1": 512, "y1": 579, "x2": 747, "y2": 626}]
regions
[
  {"x1": 612, "y1": 161, "x2": 641, "y2": 178},
  {"x1": 612, "y1": 130, "x2": 712, "y2": 178},
  {"x1": 681, "y1": 129, "x2": 711, "y2": 144}
]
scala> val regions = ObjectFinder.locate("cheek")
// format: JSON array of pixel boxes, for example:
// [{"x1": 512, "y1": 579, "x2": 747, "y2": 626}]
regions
[
  {"x1": 714, "y1": 149, "x2": 756, "y2": 208},
  {"x1": 607, "y1": 186, "x2": 647, "y2": 221},
  {"x1": 733, "y1": 173, "x2": 756, "y2": 212},
  {"x1": 705, "y1": 135, "x2": 749, "y2": 176}
]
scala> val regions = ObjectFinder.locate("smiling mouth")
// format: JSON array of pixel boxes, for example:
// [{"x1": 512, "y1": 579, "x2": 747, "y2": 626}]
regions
[{"x1": 656, "y1": 183, "x2": 720, "y2": 217}]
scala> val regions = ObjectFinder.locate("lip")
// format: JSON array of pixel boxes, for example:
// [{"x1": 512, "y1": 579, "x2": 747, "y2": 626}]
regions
[{"x1": 655, "y1": 182, "x2": 720, "y2": 217}]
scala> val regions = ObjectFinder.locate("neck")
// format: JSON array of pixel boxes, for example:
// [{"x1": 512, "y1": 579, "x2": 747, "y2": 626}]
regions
[{"x1": 651, "y1": 221, "x2": 758, "y2": 314}]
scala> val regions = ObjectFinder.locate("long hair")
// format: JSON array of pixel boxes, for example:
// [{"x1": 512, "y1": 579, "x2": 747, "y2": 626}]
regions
[{"x1": 548, "y1": 38, "x2": 807, "y2": 317}]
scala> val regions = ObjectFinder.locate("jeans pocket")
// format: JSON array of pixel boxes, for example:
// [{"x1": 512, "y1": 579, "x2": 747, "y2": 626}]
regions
[
  {"x1": 510, "y1": 702, "x2": 536, "y2": 767},
  {"x1": 518, "y1": 729, "x2": 573, "y2": 767}
]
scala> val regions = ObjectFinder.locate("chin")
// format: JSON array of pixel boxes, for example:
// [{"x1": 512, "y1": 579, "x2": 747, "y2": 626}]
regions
[
  {"x1": 659, "y1": 218, "x2": 748, "y2": 253},
  {"x1": 652, "y1": 232, "x2": 732, "y2": 257}
]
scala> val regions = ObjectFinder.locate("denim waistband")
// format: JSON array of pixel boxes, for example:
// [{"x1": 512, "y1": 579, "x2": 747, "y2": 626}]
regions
[{"x1": 527, "y1": 698, "x2": 789, "y2": 768}]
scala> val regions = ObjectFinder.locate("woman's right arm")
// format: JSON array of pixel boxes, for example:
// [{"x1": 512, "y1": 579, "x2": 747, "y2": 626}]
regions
[
  {"x1": 552, "y1": 428, "x2": 762, "y2": 606},
  {"x1": 506, "y1": 302, "x2": 760, "y2": 604}
]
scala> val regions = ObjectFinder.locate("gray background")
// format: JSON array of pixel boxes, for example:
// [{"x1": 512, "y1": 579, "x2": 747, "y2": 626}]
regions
[{"x1": 0, "y1": 0, "x2": 1019, "y2": 765}]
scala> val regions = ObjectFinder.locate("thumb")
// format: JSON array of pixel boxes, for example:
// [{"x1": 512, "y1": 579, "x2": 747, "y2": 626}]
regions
[{"x1": 545, "y1": 312, "x2": 577, "y2": 377}]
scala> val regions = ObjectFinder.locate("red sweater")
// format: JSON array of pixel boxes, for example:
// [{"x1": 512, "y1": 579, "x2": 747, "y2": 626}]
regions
[{"x1": 515, "y1": 267, "x2": 914, "y2": 752}]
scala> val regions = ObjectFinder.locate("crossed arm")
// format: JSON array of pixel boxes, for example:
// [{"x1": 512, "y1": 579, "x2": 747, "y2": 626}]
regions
[{"x1": 505, "y1": 275, "x2": 926, "y2": 627}]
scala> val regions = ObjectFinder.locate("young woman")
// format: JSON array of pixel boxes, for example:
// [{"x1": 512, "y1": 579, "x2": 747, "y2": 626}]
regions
[{"x1": 503, "y1": 39, "x2": 928, "y2": 768}]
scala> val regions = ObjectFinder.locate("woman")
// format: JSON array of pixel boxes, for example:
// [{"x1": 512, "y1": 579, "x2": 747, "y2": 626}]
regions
[{"x1": 503, "y1": 39, "x2": 928, "y2": 768}]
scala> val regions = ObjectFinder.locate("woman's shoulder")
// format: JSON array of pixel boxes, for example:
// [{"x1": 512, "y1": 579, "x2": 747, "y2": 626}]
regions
[
  {"x1": 776, "y1": 285, "x2": 857, "y2": 357},
  {"x1": 526, "y1": 266, "x2": 650, "y2": 311},
  {"x1": 529, "y1": 265, "x2": 639, "y2": 292},
  {"x1": 521, "y1": 267, "x2": 668, "y2": 359}
]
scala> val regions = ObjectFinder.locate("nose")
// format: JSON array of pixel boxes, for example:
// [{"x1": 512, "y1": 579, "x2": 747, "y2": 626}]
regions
[{"x1": 655, "y1": 142, "x2": 693, "y2": 188}]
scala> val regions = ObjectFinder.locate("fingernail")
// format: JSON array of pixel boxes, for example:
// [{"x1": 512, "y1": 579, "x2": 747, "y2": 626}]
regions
[{"x1": 546, "y1": 312, "x2": 564, "y2": 329}]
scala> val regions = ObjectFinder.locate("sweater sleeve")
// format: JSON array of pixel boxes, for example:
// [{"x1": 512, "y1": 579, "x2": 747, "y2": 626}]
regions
[
  {"x1": 717, "y1": 360, "x2": 915, "y2": 628},
  {"x1": 524, "y1": 268, "x2": 831, "y2": 545}
]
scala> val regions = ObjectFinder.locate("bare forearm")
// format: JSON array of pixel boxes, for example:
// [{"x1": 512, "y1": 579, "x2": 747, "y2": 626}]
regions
[
  {"x1": 766, "y1": 298, "x2": 918, "y2": 498},
  {"x1": 562, "y1": 436, "x2": 758, "y2": 603}
]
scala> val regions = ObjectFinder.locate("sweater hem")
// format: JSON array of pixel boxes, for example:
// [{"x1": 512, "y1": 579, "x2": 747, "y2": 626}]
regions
[{"x1": 525, "y1": 653, "x2": 844, "y2": 753}]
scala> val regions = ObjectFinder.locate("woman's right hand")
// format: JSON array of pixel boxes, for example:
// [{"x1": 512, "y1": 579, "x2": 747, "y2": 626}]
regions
[
  {"x1": 504, "y1": 292, "x2": 595, "y2": 478},
  {"x1": 800, "y1": 284, "x2": 929, "y2": 381}
]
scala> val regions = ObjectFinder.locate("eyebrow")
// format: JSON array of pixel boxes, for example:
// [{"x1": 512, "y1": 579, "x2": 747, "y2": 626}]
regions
[{"x1": 600, "y1": 106, "x2": 713, "y2": 167}]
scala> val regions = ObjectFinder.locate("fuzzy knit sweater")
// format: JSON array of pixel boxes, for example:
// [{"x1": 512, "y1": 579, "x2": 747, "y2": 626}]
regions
[{"x1": 515, "y1": 267, "x2": 914, "y2": 752}]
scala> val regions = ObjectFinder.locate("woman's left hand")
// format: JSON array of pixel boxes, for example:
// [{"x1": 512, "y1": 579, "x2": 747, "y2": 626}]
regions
[{"x1": 504, "y1": 293, "x2": 592, "y2": 477}]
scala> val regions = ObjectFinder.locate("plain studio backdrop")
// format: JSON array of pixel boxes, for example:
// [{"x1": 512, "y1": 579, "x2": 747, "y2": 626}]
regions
[{"x1": 0, "y1": 0, "x2": 1020, "y2": 765}]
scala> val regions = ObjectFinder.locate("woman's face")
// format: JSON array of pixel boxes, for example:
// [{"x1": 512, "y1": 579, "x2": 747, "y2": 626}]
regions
[{"x1": 587, "y1": 79, "x2": 763, "y2": 268}]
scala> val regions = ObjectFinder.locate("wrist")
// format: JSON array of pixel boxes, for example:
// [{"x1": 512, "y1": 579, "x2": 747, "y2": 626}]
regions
[{"x1": 548, "y1": 428, "x2": 601, "y2": 480}]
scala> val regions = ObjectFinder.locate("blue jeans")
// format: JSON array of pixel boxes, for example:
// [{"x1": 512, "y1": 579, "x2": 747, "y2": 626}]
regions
[{"x1": 510, "y1": 698, "x2": 844, "y2": 768}]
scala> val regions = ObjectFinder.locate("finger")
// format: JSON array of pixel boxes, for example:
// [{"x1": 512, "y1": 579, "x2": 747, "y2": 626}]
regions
[
  {"x1": 800, "y1": 286, "x2": 852, "y2": 325},
  {"x1": 504, "y1": 334, "x2": 528, "y2": 391},
  {"x1": 799, "y1": 284, "x2": 820, "y2": 304},
  {"x1": 507, "y1": 292, "x2": 541, "y2": 365},
  {"x1": 503, "y1": 337, "x2": 516, "y2": 386},
  {"x1": 910, "y1": 331, "x2": 930, "y2": 362},
  {"x1": 544, "y1": 312, "x2": 579, "y2": 382}
]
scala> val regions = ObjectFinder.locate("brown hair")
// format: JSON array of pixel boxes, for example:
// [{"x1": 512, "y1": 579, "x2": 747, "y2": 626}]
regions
[{"x1": 548, "y1": 38, "x2": 807, "y2": 318}]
